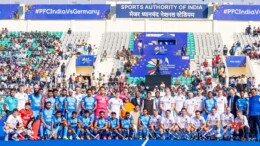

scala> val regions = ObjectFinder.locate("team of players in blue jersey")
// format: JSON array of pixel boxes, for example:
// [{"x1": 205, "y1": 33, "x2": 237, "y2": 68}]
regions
[{"x1": 3, "y1": 86, "x2": 254, "y2": 141}]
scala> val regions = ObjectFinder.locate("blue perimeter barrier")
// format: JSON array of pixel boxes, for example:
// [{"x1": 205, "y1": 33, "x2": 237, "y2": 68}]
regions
[{"x1": 0, "y1": 139, "x2": 259, "y2": 146}]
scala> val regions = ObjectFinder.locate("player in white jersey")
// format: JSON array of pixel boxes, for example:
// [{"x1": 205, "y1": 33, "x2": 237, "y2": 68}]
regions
[
  {"x1": 173, "y1": 88, "x2": 186, "y2": 116},
  {"x1": 206, "y1": 107, "x2": 221, "y2": 140},
  {"x1": 15, "y1": 85, "x2": 28, "y2": 110},
  {"x1": 190, "y1": 110, "x2": 206, "y2": 140},
  {"x1": 74, "y1": 87, "x2": 83, "y2": 113},
  {"x1": 4, "y1": 109, "x2": 24, "y2": 141},
  {"x1": 159, "y1": 110, "x2": 176, "y2": 140},
  {"x1": 150, "y1": 109, "x2": 161, "y2": 139},
  {"x1": 220, "y1": 107, "x2": 234, "y2": 140},
  {"x1": 176, "y1": 108, "x2": 191, "y2": 140},
  {"x1": 160, "y1": 87, "x2": 175, "y2": 117},
  {"x1": 194, "y1": 88, "x2": 206, "y2": 112},
  {"x1": 184, "y1": 92, "x2": 198, "y2": 117},
  {"x1": 234, "y1": 110, "x2": 250, "y2": 141},
  {"x1": 214, "y1": 90, "x2": 227, "y2": 115},
  {"x1": 108, "y1": 92, "x2": 124, "y2": 119}
]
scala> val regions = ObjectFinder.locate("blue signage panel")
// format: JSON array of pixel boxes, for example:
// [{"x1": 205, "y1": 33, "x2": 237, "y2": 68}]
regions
[
  {"x1": 226, "y1": 56, "x2": 246, "y2": 67},
  {"x1": 25, "y1": 4, "x2": 110, "y2": 20},
  {"x1": 130, "y1": 56, "x2": 190, "y2": 77},
  {"x1": 116, "y1": 4, "x2": 208, "y2": 18},
  {"x1": 214, "y1": 5, "x2": 260, "y2": 20},
  {"x1": 0, "y1": 4, "x2": 19, "y2": 19},
  {"x1": 76, "y1": 55, "x2": 96, "y2": 66}
]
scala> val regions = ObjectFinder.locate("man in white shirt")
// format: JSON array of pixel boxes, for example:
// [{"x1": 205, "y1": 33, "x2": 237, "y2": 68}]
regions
[
  {"x1": 234, "y1": 110, "x2": 250, "y2": 141},
  {"x1": 184, "y1": 92, "x2": 198, "y2": 117},
  {"x1": 74, "y1": 87, "x2": 83, "y2": 113},
  {"x1": 15, "y1": 85, "x2": 28, "y2": 110},
  {"x1": 214, "y1": 90, "x2": 227, "y2": 115},
  {"x1": 194, "y1": 88, "x2": 206, "y2": 112},
  {"x1": 176, "y1": 108, "x2": 191, "y2": 140},
  {"x1": 173, "y1": 88, "x2": 186, "y2": 116},
  {"x1": 108, "y1": 92, "x2": 124, "y2": 119},
  {"x1": 221, "y1": 107, "x2": 234, "y2": 140},
  {"x1": 4, "y1": 109, "x2": 24, "y2": 141},
  {"x1": 206, "y1": 107, "x2": 221, "y2": 140},
  {"x1": 160, "y1": 87, "x2": 175, "y2": 117}
]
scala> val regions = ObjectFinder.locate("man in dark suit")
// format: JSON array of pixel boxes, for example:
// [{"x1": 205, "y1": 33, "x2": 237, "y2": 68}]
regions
[
  {"x1": 131, "y1": 91, "x2": 143, "y2": 107},
  {"x1": 227, "y1": 88, "x2": 240, "y2": 117}
]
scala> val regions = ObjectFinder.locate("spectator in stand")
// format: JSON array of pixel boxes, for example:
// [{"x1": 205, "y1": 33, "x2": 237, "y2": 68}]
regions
[
  {"x1": 67, "y1": 28, "x2": 72, "y2": 35},
  {"x1": 212, "y1": 58, "x2": 217, "y2": 74},
  {"x1": 181, "y1": 44, "x2": 187, "y2": 56},
  {"x1": 230, "y1": 44, "x2": 236, "y2": 56},
  {"x1": 202, "y1": 59, "x2": 209, "y2": 69},
  {"x1": 223, "y1": 45, "x2": 228, "y2": 56}
]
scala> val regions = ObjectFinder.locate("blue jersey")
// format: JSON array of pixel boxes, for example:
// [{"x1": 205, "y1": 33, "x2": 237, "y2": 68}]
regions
[
  {"x1": 121, "y1": 118, "x2": 133, "y2": 129},
  {"x1": 64, "y1": 97, "x2": 77, "y2": 112},
  {"x1": 236, "y1": 98, "x2": 248, "y2": 111},
  {"x1": 109, "y1": 118, "x2": 119, "y2": 128},
  {"x1": 29, "y1": 93, "x2": 42, "y2": 111},
  {"x1": 139, "y1": 115, "x2": 151, "y2": 127},
  {"x1": 52, "y1": 116, "x2": 64, "y2": 127},
  {"x1": 96, "y1": 118, "x2": 107, "y2": 128},
  {"x1": 82, "y1": 96, "x2": 96, "y2": 111},
  {"x1": 204, "y1": 98, "x2": 216, "y2": 112},
  {"x1": 249, "y1": 95, "x2": 260, "y2": 116},
  {"x1": 41, "y1": 109, "x2": 54, "y2": 125},
  {"x1": 80, "y1": 116, "x2": 93, "y2": 127},
  {"x1": 68, "y1": 117, "x2": 80, "y2": 128},
  {"x1": 56, "y1": 96, "x2": 67, "y2": 111},
  {"x1": 45, "y1": 97, "x2": 56, "y2": 111}
]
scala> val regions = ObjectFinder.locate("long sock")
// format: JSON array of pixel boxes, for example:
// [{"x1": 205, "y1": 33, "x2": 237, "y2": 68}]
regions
[
  {"x1": 76, "y1": 129, "x2": 80, "y2": 136},
  {"x1": 138, "y1": 130, "x2": 142, "y2": 137},
  {"x1": 40, "y1": 126, "x2": 44, "y2": 137},
  {"x1": 64, "y1": 127, "x2": 68, "y2": 137}
]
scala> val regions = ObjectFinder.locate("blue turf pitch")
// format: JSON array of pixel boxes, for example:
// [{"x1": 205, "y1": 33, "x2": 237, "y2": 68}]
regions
[{"x1": 0, "y1": 139, "x2": 259, "y2": 146}]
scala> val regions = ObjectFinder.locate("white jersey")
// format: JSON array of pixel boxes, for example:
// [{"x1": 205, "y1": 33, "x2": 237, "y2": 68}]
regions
[
  {"x1": 15, "y1": 92, "x2": 28, "y2": 110},
  {"x1": 177, "y1": 115, "x2": 190, "y2": 128},
  {"x1": 220, "y1": 113, "x2": 234, "y2": 126},
  {"x1": 160, "y1": 116, "x2": 176, "y2": 129},
  {"x1": 108, "y1": 98, "x2": 123, "y2": 118},
  {"x1": 191, "y1": 116, "x2": 206, "y2": 129},
  {"x1": 235, "y1": 116, "x2": 249, "y2": 127},
  {"x1": 160, "y1": 95, "x2": 175, "y2": 117},
  {"x1": 214, "y1": 96, "x2": 227, "y2": 115},
  {"x1": 207, "y1": 114, "x2": 220, "y2": 125},
  {"x1": 5, "y1": 114, "x2": 23, "y2": 127},
  {"x1": 173, "y1": 95, "x2": 186, "y2": 113},
  {"x1": 74, "y1": 93, "x2": 83, "y2": 112},
  {"x1": 150, "y1": 115, "x2": 161, "y2": 129},
  {"x1": 184, "y1": 98, "x2": 197, "y2": 115},
  {"x1": 194, "y1": 96, "x2": 206, "y2": 111}
]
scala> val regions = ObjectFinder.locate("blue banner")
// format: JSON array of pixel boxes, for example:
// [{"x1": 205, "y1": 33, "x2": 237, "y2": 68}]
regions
[
  {"x1": 76, "y1": 55, "x2": 96, "y2": 66},
  {"x1": 0, "y1": 4, "x2": 19, "y2": 19},
  {"x1": 25, "y1": 4, "x2": 110, "y2": 20},
  {"x1": 226, "y1": 56, "x2": 246, "y2": 67},
  {"x1": 131, "y1": 56, "x2": 190, "y2": 77},
  {"x1": 116, "y1": 4, "x2": 208, "y2": 18},
  {"x1": 214, "y1": 5, "x2": 260, "y2": 20}
]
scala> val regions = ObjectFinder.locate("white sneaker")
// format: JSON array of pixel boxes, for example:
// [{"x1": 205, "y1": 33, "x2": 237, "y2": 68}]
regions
[
  {"x1": 63, "y1": 136, "x2": 68, "y2": 140},
  {"x1": 69, "y1": 136, "x2": 72, "y2": 140},
  {"x1": 76, "y1": 136, "x2": 80, "y2": 140}
]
